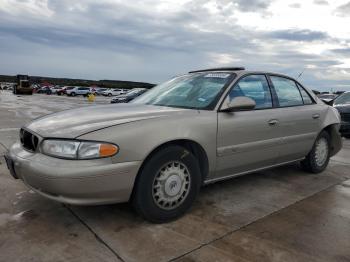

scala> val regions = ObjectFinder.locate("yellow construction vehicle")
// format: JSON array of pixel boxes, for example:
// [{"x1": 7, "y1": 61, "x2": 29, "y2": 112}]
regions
[{"x1": 13, "y1": 75, "x2": 33, "y2": 95}]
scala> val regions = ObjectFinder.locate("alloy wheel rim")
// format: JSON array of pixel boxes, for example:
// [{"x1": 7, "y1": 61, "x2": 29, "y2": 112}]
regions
[
  {"x1": 152, "y1": 161, "x2": 191, "y2": 210},
  {"x1": 315, "y1": 137, "x2": 328, "y2": 167}
]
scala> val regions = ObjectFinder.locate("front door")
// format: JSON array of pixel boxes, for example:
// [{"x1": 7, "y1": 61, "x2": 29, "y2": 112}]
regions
[{"x1": 215, "y1": 74, "x2": 281, "y2": 179}]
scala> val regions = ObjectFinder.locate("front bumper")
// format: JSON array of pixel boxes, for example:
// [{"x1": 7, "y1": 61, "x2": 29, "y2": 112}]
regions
[
  {"x1": 340, "y1": 122, "x2": 350, "y2": 136},
  {"x1": 5, "y1": 142, "x2": 141, "y2": 205}
]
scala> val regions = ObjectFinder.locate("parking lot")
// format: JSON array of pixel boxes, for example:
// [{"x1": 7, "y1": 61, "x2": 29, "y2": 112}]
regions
[{"x1": 1, "y1": 91, "x2": 350, "y2": 262}]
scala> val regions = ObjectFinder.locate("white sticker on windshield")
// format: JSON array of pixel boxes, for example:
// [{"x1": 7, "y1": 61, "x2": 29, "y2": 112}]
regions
[
  {"x1": 198, "y1": 98, "x2": 206, "y2": 102},
  {"x1": 204, "y1": 73, "x2": 230, "y2": 78}
]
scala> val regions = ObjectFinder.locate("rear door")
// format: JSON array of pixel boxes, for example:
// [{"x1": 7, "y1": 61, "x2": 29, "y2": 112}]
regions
[
  {"x1": 215, "y1": 74, "x2": 281, "y2": 179},
  {"x1": 268, "y1": 75, "x2": 321, "y2": 162}
]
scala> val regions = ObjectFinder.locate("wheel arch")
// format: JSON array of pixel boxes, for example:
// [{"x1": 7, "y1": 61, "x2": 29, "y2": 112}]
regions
[
  {"x1": 321, "y1": 124, "x2": 342, "y2": 157},
  {"x1": 130, "y1": 139, "x2": 209, "y2": 200}
]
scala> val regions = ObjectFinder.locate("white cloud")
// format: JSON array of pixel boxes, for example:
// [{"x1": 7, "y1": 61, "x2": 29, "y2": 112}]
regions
[
  {"x1": 0, "y1": 0, "x2": 53, "y2": 16},
  {"x1": 208, "y1": 53, "x2": 242, "y2": 65},
  {"x1": 0, "y1": 0, "x2": 349, "y2": 90}
]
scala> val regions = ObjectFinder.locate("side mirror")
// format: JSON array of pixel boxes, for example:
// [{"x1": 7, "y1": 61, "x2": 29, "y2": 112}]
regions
[{"x1": 220, "y1": 96, "x2": 256, "y2": 112}]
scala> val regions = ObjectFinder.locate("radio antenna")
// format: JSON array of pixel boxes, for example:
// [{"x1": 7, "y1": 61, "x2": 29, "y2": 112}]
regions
[{"x1": 297, "y1": 68, "x2": 306, "y2": 79}]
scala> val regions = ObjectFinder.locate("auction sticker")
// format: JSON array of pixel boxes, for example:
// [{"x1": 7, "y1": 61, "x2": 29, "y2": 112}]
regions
[{"x1": 204, "y1": 73, "x2": 230, "y2": 78}]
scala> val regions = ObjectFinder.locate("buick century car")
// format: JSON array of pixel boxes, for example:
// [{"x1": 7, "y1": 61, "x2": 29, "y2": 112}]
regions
[{"x1": 5, "y1": 67, "x2": 342, "y2": 223}]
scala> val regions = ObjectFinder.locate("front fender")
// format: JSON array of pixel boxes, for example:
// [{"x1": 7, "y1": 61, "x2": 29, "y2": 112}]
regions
[{"x1": 78, "y1": 110, "x2": 218, "y2": 176}]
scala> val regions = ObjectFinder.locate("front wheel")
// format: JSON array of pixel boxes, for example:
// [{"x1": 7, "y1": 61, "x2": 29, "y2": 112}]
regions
[
  {"x1": 132, "y1": 145, "x2": 201, "y2": 223},
  {"x1": 301, "y1": 131, "x2": 330, "y2": 173}
]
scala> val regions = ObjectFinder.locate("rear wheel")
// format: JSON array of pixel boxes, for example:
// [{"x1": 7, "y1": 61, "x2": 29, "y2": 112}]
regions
[
  {"x1": 71, "y1": 92, "x2": 76, "y2": 97},
  {"x1": 301, "y1": 131, "x2": 330, "y2": 173},
  {"x1": 132, "y1": 145, "x2": 201, "y2": 223},
  {"x1": 108, "y1": 93, "x2": 112, "y2": 97}
]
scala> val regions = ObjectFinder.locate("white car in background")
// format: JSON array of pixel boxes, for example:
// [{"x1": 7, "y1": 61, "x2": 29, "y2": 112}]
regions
[
  {"x1": 66, "y1": 87, "x2": 92, "y2": 97},
  {"x1": 102, "y1": 89, "x2": 126, "y2": 97},
  {"x1": 50, "y1": 86, "x2": 62, "y2": 94}
]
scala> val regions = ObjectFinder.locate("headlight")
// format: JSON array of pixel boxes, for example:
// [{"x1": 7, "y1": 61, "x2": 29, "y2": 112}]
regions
[{"x1": 41, "y1": 139, "x2": 119, "y2": 159}]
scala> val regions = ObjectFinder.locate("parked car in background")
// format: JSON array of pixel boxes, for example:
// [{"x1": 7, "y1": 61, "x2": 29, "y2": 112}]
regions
[
  {"x1": 50, "y1": 86, "x2": 62, "y2": 94},
  {"x1": 2, "y1": 85, "x2": 14, "y2": 91},
  {"x1": 335, "y1": 91, "x2": 345, "y2": 96},
  {"x1": 94, "y1": 88, "x2": 108, "y2": 95},
  {"x1": 318, "y1": 93, "x2": 338, "y2": 104},
  {"x1": 111, "y1": 88, "x2": 148, "y2": 103},
  {"x1": 5, "y1": 67, "x2": 342, "y2": 223},
  {"x1": 333, "y1": 91, "x2": 350, "y2": 139},
  {"x1": 66, "y1": 87, "x2": 92, "y2": 97},
  {"x1": 37, "y1": 86, "x2": 52, "y2": 95},
  {"x1": 56, "y1": 86, "x2": 74, "y2": 95},
  {"x1": 102, "y1": 88, "x2": 126, "y2": 97}
]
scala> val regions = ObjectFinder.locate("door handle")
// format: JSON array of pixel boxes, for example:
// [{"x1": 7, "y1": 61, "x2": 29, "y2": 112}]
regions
[
  {"x1": 268, "y1": 119, "x2": 279, "y2": 126},
  {"x1": 312, "y1": 114, "x2": 320, "y2": 119}
]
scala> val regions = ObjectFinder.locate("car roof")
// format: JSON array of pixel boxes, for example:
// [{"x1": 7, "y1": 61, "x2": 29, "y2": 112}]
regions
[
  {"x1": 189, "y1": 67, "x2": 245, "y2": 73},
  {"x1": 188, "y1": 67, "x2": 297, "y2": 80}
]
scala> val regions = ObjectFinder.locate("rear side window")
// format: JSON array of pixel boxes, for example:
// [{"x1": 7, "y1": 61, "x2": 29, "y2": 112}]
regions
[
  {"x1": 229, "y1": 75, "x2": 272, "y2": 109},
  {"x1": 270, "y1": 76, "x2": 303, "y2": 107},
  {"x1": 297, "y1": 84, "x2": 314, "y2": 105}
]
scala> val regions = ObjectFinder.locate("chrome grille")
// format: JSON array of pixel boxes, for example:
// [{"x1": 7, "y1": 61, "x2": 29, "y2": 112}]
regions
[{"x1": 20, "y1": 129, "x2": 39, "y2": 152}]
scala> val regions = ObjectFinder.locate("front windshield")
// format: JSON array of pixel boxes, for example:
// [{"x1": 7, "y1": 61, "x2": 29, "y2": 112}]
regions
[
  {"x1": 132, "y1": 73, "x2": 234, "y2": 109},
  {"x1": 334, "y1": 93, "x2": 350, "y2": 105}
]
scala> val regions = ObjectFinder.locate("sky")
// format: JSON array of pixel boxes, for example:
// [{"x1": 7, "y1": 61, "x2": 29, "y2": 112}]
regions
[{"x1": 0, "y1": 0, "x2": 350, "y2": 91}]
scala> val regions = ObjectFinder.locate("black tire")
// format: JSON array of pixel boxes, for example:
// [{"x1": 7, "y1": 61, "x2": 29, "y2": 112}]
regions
[
  {"x1": 108, "y1": 93, "x2": 112, "y2": 97},
  {"x1": 344, "y1": 135, "x2": 350, "y2": 139},
  {"x1": 132, "y1": 145, "x2": 201, "y2": 223},
  {"x1": 71, "y1": 92, "x2": 76, "y2": 97},
  {"x1": 301, "y1": 131, "x2": 330, "y2": 173}
]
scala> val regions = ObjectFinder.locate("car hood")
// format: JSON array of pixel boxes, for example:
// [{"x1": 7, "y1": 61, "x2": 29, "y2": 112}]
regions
[
  {"x1": 334, "y1": 104, "x2": 350, "y2": 113},
  {"x1": 25, "y1": 104, "x2": 188, "y2": 138},
  {"x1": 321, "y1": 98, "x2": 334, "y2": 102}
]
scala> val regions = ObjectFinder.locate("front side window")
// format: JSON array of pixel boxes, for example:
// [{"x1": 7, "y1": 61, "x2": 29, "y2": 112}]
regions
[
  {"x1": 271, "y1": 76, "x2": 303, "y2": 107},
  {"x1": 228, "y1": 75, "x2": 272, "y2": 109},
  {"x1": 132, "y1": 73, "x2": 234, "y2": 109}
]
